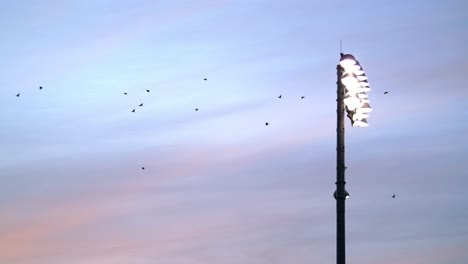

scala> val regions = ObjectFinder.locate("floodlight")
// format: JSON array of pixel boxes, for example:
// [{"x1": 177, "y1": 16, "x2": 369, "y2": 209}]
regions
[
  {"x1": 360, "y1": 80, "x2": 370, "y2": 87},
  {"x1": 352, "y1": 112, "x2": 369, "y2": 121},
  {"x1": 355, "y1": 104, "x2": 372, "y2": 115},
  {"x1": 352, "y1": 118, "x2": 368, "y2": 127},
  {"x1": 357, "y1": 93, "x2": 368, "y2": 99},
  {"x1": 353, "y1": 69, "x2": 365, "y2": 75},
  {"x1": 339, "y1": 54, "x2": 357, "y2": 68},
  {"x1": 356, "y1": 74, "x2": 368, "y2": 81},
  {"x1": 346, "y1": 86, "x2": 370, "y2": 94},
  {"x1": 343, "y1": 95, "x2": 362, "y2": 111},
  {"x1": 359, "y1": 87, "x2": 371, "y2": 92},
  {"x1": 342, "y1": 64, "x2": 362, "y2": 74},
  {"x1": 359, "y1": 103, "x2": 372, "y2": 113},
  {"x1": 341, "y1": 73, "x2": 360, "y2": 87}
]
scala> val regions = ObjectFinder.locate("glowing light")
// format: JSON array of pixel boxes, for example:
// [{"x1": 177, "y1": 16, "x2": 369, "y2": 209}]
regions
[
  {"x1": 344, "y1": 95, "x2": 362, "y2": 111},
  {"x1": 339, "y1": 54, "x2": 357, "y2": 68},
  {"x1": 342, "y1": 64, "x2": 362, "y2": 74},
  {"x1": 352, "y1": 118, "x2": 368, "y2": 127},
  {"x1": 359, "y1": 87, "x2": 371, "y2": 92},
  {"x1": 341, "y1": 73, "x2": 360, "y2": 87},
  {"x1": 360, "y1": 80, "x2": 370, "y2": 87},
  {"x1": 357, "y1": 74, "x2": 368, "y2": 81},
  {"x1": 352, "y1": 112, "x2": 369, "y2": 121},
  {"x1": 339, "y1": 53, "x2": 371, "y2": 128},
  {"x1": 346, "y1": 86, "x2": 370, "y2": 94},
  {"x1": 353, "y1": 69, "x2": 365, "y2": 75}
]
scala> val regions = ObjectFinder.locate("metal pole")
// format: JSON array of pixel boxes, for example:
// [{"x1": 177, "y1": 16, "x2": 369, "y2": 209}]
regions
[{"x1": 335, "y1": 60, "x2": 347, "y2": 264}]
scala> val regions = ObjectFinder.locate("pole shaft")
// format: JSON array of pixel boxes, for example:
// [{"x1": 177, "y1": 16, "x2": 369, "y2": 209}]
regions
[{"x1": 336, "y1": 64, "x2": 346, "y2": 264}]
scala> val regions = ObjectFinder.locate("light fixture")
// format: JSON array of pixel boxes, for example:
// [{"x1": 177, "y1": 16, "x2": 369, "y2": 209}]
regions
[
  {"x1": 333, "y1": 190, "x2": 350, "y2": 199},
  {"x1": 343, "y1": 95, "x2": 362, "y2": 111},
  {"x1": 352, "y1": 112, "x2": 369, "y2": 121},
  {"x1": 353, "y1": 69, "x2": 365, "y2": 75},
  {"x1": 360, "y1": 80, "x2": 370, "y2": 87},
  {"x1": 357, "y1": 93, "x2": 368, "y2": 99},
  {"x1": 342, "y1": 64, "x2": 362, "y2": 74},
  {"x1": 359, "y1": 102, "x2": 372, "y2": 113},
  {"x1": 346, "y1": 86, "x2": 370, "y2": 94},
  {"x1": 359, "y1": 87, "x2": 371, "y2": 92},
  {"x1": 341, "y1": 73, "x2": 360, "y2": 87},
  {"x1": 339, "y1": 54, "x2": 357, "y2": 68},
  {"x1": 356, "y1": 74, "x2": 368, "y2": 81},
  {"x1": 352, "y1": 118, "x2": 368, "y2": 127}
]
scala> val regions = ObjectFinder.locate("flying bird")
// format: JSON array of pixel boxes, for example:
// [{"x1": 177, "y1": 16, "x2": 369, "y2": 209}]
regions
[
  {"x1": 124, "y1": 92, "x2": 127, "y2": 95},
  {"x1": 392, "y1": 194, "x2": 396, "y2": 198},
  {"x1": 132, "y1": 109, "x2": 135, "y2": 113},
  {"x1": 146, "y1": 89, "x2": 150, "y2": 93},
  {"x1": 195, "y1": 108, "x2": 199, "y2": 111},
  {"x1": 278, "y1": 95, "x2": 282, "y2": 99},
  {"x1": 384, "y1": 91, "x2": 389, "y2": 94},
  {"x1": 301, "y1": 96, "x2": 305, "y2": 99},
  {"x1": 142, "y1": 167, "x2": 145, "y2": 170},
  {"x1": 204, "y1": 78, "x2": 207, "y2": 81},
  {"x1": 39, "y1": 86, "x2": 43, "y2": 90},
  {"x1": 265, "y1": 122, "x2": 269, "y2": 126},
  {"x1": 139, "y1": 103, "x2": 143, "y2": 107},
  {"x1": 16, "y1": 93, "x2": 20, "y2": 97}
]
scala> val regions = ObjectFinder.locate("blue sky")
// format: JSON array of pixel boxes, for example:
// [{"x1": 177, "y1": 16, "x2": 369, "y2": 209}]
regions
[{"x1": 0, "y1": 0, "x2": 467, "y2": 263}]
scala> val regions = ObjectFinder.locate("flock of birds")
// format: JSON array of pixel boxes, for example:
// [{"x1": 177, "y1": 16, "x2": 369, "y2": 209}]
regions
[
  {"x1": 14, "y1": 79, "x2": 395, "y2": 198},
  {"x1": 118, "y1": 78, "x2": 308, "y2": 127},
  {"x1": 126, "y1": 89, "x2": 150, "y2": 113}
]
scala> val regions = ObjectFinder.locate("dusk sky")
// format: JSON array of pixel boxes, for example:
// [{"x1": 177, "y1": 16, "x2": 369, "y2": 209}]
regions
[{"x1": 1, "y1": 1, "x2": 467, "y2": 263}]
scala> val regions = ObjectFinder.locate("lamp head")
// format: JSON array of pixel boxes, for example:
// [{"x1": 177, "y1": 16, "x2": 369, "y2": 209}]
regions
[
  {"x1": 352, "y1": 118, "x2": 369, "y2": 127},
  {"x1": 343, "y1": 95, "x2": 362, "y2": 111},
  {"x1": 339, "y1": 54, "x2": 357, "y2": 68}
]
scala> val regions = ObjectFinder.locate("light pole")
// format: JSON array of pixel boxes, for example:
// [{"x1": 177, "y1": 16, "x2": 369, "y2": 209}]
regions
[{"x1": 334, "y1": 53, "x2": 372, "y2": 264}]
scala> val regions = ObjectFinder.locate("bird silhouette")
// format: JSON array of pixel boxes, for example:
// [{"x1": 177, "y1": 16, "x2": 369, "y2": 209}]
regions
[
  {"x1": 142, "y1": 167, "x2": 145, "y2": 170},
  {"x1": 195, "y1": 108, "x2": 199, "y2": 111},
  {"x1": 139, "y1": 103, "x2": 143, "y2": 107},
  {"x1": 301, "y1": 96, "x2": 305, "y2": 99},
  {"x1": 124, "y1": 92, "x2": 127, "y2": 95},
  {"x1": 384, "y1": 91, "x2": 389, "y2": 94},
  {"x1": 16, "y1": 93, "x2": 20, "y2": 97},
  {"x1": 392, "y1": 194, "x2": 396, "y2": 198},
  {"x1": 278, "y1": 95, "x2": 282, "y2": 99},
  {"x1": 265, "y1": 122, "x2": 269, "y2": 126},
  {"x1": 146, "y1": 89, "x2": 150, "y2": 93},
  {"x1": 204, "y1": 78, "x2": 207, "y2": 81},
  {"x1": 132, "y1": 109, "x2": 135, "y2": 113},
  {"x1": 39, "y1": 86, "x2": 43, "y2": 90}
]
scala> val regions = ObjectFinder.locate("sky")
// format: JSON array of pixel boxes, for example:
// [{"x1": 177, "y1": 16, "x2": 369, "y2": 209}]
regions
[{"x1": 0, "y1": 0, "x2": 467, "y2": 263}]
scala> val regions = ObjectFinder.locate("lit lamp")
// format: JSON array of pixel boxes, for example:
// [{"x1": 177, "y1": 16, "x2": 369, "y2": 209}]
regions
[
  {"x1": 339, "y1": 55, "x2": 372, "y2": 126},
  {"x1": 343, "y1": 96, "x2": 362, "y2": 111},
  {"x1": 339, "y1": 54, "x2": 357, "y2": 68}
]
